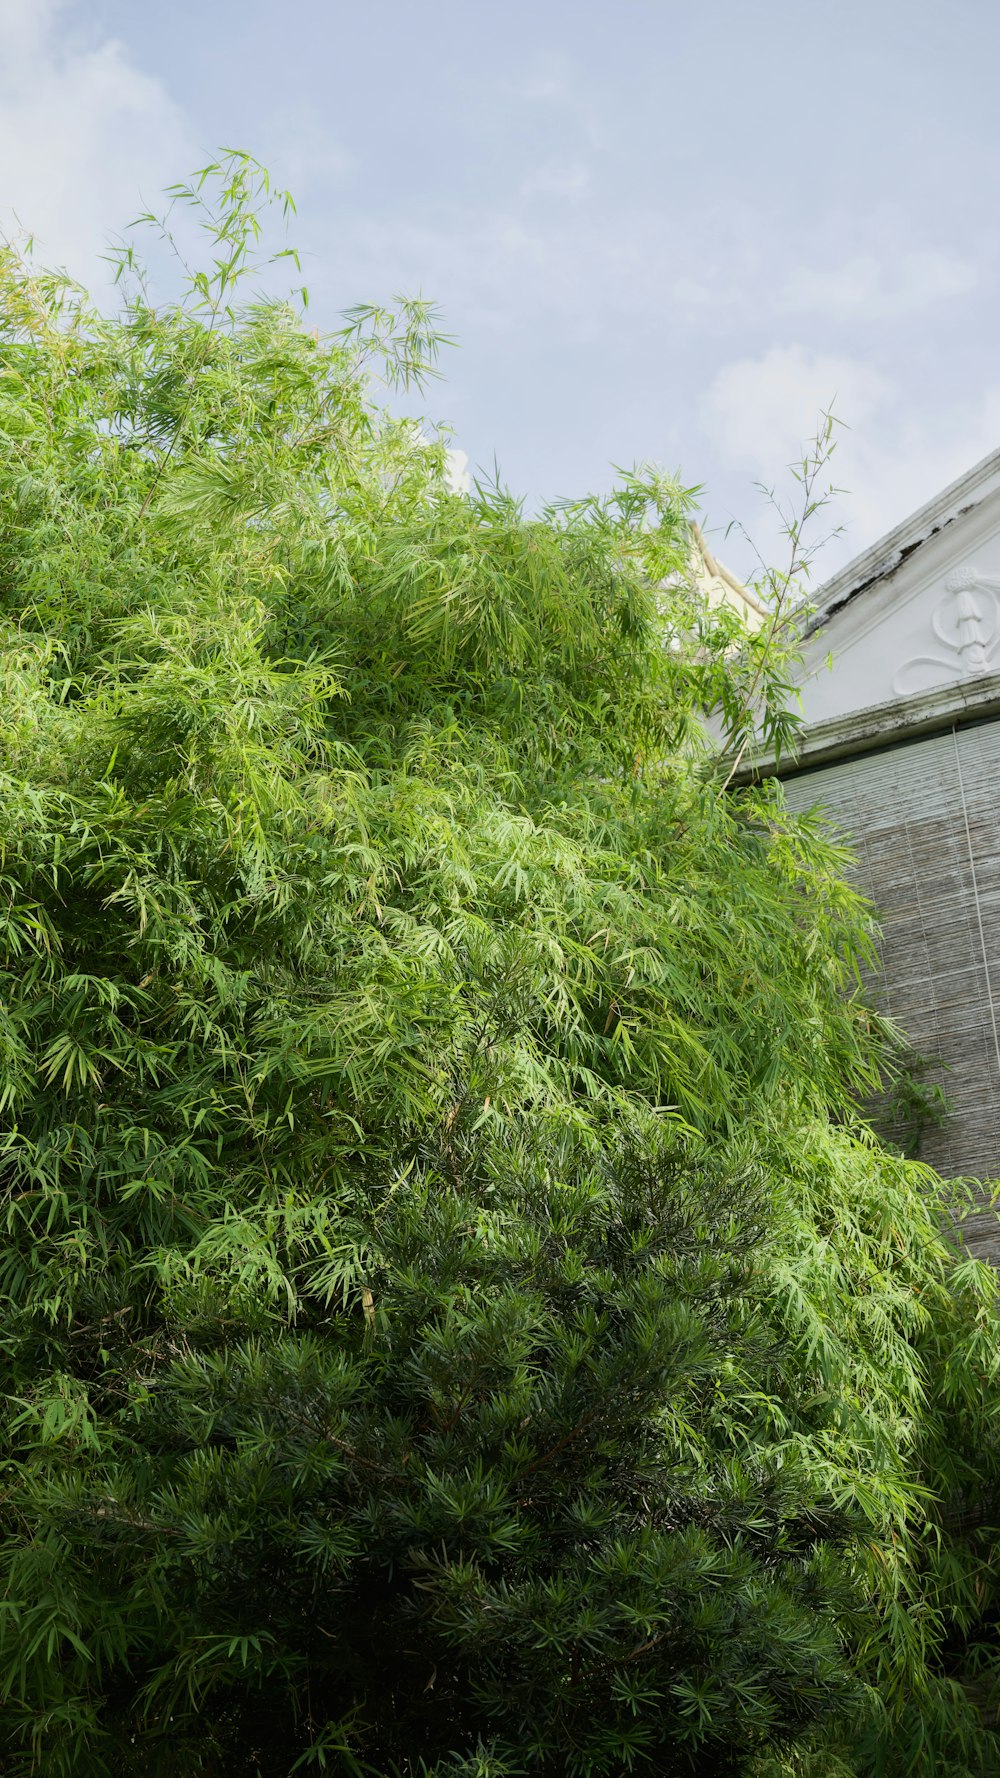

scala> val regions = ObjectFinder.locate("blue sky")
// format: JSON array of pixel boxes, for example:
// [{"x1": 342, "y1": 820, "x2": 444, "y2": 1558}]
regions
[{"x1": 3, "y1": 0, "x2": 999, "y2": 582}]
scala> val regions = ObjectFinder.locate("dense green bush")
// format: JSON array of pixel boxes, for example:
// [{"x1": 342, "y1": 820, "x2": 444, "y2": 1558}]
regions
[{"x1": 0, "y1": 155, "x2": 998, "y2": 1776}]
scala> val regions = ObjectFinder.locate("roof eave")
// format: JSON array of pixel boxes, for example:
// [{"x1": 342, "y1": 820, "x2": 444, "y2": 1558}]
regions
[
  {"x1": 803, "y1": 443, "x2": 1000, "y2": 640},
  {"x1": 732, "y1": 667, "x2": 1000, "y2": 785}
]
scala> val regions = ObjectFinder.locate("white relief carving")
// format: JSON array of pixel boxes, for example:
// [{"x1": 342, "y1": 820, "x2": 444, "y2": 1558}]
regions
[{"x1": 892, "y1": 566, "x2": 1000, "y2": 698}]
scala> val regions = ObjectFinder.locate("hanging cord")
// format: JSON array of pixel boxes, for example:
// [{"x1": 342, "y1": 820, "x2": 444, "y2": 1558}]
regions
[{"x1": 952, "y1": 723, "x2": 1000, "y2": 1082}]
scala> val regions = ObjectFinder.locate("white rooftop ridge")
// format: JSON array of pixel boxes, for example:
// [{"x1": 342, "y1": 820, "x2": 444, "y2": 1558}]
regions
[
  {"x1": 688, "y1": 520, "x2": 768, "y2": 629},
  {"x1": 803, "y1": 443, "x2": 1000, "y2": 640},
  {"x1": 740, "y1": 443, "x2": 1000, "y2": 777}
]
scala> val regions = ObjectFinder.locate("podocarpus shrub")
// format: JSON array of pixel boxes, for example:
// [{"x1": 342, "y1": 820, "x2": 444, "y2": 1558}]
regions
[{"x1": 0, "y1": 155, "x2": 998, "y2": 1778}]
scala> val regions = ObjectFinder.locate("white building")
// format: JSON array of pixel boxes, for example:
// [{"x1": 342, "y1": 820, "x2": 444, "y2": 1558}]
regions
[{"x1": 742, "y1": 448, "x2": 1000, "y2": 1251}]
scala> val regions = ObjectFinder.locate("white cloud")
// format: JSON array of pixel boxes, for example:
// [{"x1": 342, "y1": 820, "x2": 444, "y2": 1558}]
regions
[
  {"x1": 511, "y1": 76, "x2": 565, "y2": 101},
  {"x1": 520, "y1": 161, "x2": 590, "y2": 202},
  {"x1": 779, "y1": 247, "x2": 977, "y2": 320},
  {"x1": 503, "y1": 62, "x2": 571, "y2": 103},
  {"x1": 667, "y1": 208, "x2": 981, "y2": 328},
  {"x1": 322, "y1": 187, "x2": 981, "y2": 374},
  {"x1": 702, "y1": 346, "x2": 889, "y2": 473},
  {"x1": 702, "y1": 344, "x2": 1000, "y2": 579},
  {"x1": 842, "y1": 394, "x2": 1000, "y2": 546},
  {"x1": 318, "y1": 204, "x2": 686, "y2": 348},
  {"x1": 0, "y1": 0, "x2": 194, "y2": 289}
]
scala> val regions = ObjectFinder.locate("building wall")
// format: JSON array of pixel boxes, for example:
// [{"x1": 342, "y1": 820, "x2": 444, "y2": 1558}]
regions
[{"x1": 780, "y1": 720, "x2": 1000, "y2": 1261}]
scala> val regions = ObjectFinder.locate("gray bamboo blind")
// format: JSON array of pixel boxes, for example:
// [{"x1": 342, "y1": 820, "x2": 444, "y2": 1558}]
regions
[{"x1": 781, "y1": 724, "x2": 1000, "y2": 1260}]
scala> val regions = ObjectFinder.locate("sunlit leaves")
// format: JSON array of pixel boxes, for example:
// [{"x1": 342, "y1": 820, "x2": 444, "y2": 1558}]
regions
[{"x1": 0, "y1": 158, "x2": 997, "y2": 1778}]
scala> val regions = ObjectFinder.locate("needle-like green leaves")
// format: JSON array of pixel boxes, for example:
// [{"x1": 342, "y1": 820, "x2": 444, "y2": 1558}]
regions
[{"x1": 0, "y1": 159, "x2": 997, "y2": 1778}]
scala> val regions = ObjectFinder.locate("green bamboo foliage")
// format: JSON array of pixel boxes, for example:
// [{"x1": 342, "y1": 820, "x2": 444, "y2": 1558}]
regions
[{"x1": 0, "y1": 155, "x2": 997, "y2": 1777}]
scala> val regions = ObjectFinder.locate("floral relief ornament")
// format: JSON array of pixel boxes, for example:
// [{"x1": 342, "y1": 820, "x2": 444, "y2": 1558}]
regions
[{"x1": 892, "y1": 566, "x2": 1000, "y2": 698}]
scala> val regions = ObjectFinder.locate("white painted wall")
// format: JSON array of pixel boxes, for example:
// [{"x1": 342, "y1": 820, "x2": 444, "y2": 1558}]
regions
[{"x1": 795, "y1": 488, "x2": 1000, "y2": 727}]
